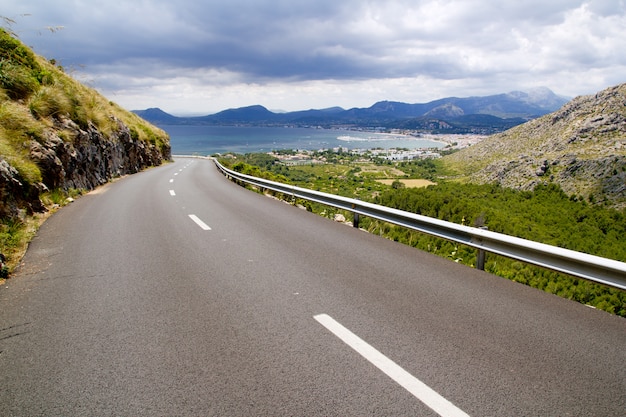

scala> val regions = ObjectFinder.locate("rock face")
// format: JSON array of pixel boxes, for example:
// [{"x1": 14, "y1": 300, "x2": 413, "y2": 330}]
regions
[
  {"x1": 33, "y1": 117, "x2": 169, "y2": 190},
  {"x1": 0, "y1": 159, "x2": 40, "y2": 219},
  {"x1": 444, "y1": 83, "x2": 626, "y2": 208},
  {"x1": 0, "y1": 116, "x2": 170, "y2": 219}
]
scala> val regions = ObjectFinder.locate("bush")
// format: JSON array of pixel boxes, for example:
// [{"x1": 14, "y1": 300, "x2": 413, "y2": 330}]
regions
[
  {"x1": 0, "y1": 29, "x2": 41, "y2": 70},
  {"x1": 0, "y1": 29, "x2": 42, "y2": 100},
  {"x1": 0, "y1": 59, "x2": 39, "y2": 99}
]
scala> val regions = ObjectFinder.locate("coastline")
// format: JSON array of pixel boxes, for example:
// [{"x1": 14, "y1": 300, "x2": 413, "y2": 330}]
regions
[
  {"x1": 164, "y1": 124, "x2": 486, "y2": 155},
  {"x1": 336, "y1": 129, "x2": 485, "y2": 150},
  {"x1": 418, "y1": 133, "x2": 486, "y2": 149}
]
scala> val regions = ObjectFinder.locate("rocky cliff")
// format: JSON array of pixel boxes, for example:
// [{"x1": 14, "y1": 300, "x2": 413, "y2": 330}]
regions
[
  {"x1": 0, "y1": 114, "x2": 170, "y2": 219},
  {"x1": 0, "y1": 29, "x2": 170, "y2": 220},
  {"x1": 444, "y1": 83, "x2": 626, "y2": 208}
]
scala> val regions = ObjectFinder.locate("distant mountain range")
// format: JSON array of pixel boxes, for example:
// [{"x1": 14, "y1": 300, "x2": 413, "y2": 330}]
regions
[{"x1": 133, "y1": 87, "x2": 569, "y2": 134}]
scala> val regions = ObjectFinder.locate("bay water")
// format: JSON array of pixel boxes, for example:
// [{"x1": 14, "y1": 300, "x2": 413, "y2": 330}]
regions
[{"x1": 162, "y1": 125, "x2": 446, "y2": 155}]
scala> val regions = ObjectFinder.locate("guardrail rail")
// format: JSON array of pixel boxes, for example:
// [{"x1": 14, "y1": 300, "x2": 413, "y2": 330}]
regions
[{"x1": 211, "y1": 158, "x2": 626, "y2": 291}]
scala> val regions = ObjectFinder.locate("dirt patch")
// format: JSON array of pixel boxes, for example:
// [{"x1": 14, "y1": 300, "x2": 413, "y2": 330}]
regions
[{"x1": 377, "y1": 179, "x2": 436, "y2": 188}]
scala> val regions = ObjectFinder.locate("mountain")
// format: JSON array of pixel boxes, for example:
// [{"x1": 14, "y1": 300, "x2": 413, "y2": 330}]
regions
[
  {"x1": 345, "y1": 89, "x2": 567, "y2": 122},
  {"x1": 197, "y1": 105, "x2": 279, "y2": 123},
  {"x1": 133, "y1": 107, "x2": 181, "y2": 124},
  {"x1": 133, "y1": 88, "x2": 568, "y2": 133},
  {"x1": 443, "y1": 83, "x2": 626, "y2": 209}
]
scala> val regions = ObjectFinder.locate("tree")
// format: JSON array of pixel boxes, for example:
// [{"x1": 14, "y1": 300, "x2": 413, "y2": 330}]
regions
[{"x1": 391, "y1": 179, "x2": 405, "y2": 189}]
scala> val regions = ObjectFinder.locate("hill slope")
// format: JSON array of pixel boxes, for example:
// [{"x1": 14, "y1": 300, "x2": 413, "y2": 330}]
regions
[
  {"x1": 0, "y1": 29, "x2": 171, "y2": 220},
  {"x1": 443, "y1": 83, "x2": 626, "y2": 208}
]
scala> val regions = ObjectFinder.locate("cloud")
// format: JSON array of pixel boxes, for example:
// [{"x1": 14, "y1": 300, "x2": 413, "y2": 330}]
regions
[{"x1": 3, "y1": 0, "x2": 626, "y2": 113}]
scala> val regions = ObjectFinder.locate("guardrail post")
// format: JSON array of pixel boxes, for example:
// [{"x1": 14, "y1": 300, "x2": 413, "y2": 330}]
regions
[
  {"x1": 477, "y1": 249, "x2": 486, "y2": 270},
  {"x1": 352, "y1": 201, "x2": 359, "y2": 228},
  {"x1": 476, "y1": 226, "x2": 488, "y2": 270}
]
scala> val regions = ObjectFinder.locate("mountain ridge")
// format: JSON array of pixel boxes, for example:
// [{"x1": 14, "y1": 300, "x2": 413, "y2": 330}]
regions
[{"x1": 134, "y1": 88, "x2": 569, "y2": 134}]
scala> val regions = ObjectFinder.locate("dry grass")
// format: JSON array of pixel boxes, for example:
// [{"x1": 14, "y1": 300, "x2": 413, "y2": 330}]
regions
[
  {"x1": 376, "y1": 179, "x2": 436, "y2": 188},
  {"x1": 0, "y1": 101, "x2": 44, "y2": 183}
]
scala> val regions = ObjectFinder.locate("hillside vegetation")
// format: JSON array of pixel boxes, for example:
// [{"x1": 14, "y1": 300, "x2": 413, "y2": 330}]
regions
[
  {"x1": 444, "y1": 83, "x2": 626, "y2": 209},
  {"x1": 0, "y1": 28, "x2": 170, "y2": 275}
]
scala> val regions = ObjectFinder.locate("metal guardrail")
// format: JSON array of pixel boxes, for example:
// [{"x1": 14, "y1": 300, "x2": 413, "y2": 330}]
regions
[{"x1": 212, "y1": 158, "x2": 626, "y2": 290}]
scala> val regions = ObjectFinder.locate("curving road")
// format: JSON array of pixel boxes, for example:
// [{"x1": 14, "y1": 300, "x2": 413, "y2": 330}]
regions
[{"x1": 1, "y1": 157, "x2": 625, "y2": 416}]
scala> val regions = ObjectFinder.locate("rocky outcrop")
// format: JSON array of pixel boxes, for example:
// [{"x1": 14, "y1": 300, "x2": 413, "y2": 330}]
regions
[
  {"x1": 32, "y1": 116, "x2": 169, "y2": 189},
  {"x1": 444, "y1": 83, "x2": 626, "y2": 208},
  {"x1": 0, "y1": 158, "x2": 42, "y2": 218},
  {"x1": 0, "y1": 116, "x2": 170, "y2": 219}
]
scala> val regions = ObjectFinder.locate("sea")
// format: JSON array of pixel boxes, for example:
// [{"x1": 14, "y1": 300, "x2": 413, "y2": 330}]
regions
[{"x1": 162, "y1": 125, "x2": 446, "y2": 155}]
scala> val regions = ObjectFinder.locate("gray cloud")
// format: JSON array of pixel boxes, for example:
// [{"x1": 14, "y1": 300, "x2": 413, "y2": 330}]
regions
[{"x1": 3, "y1": 0, "x2": 625, "y2": 113}]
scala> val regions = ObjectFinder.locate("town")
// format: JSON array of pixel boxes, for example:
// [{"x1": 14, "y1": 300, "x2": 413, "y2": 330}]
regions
[{"x1": 267, "y1": 132, "x2": 486, "y2": 165}]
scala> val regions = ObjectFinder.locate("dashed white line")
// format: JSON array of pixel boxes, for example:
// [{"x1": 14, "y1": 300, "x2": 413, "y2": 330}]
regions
[
  {"x1": 188, "y1": 214, "x2": 211, "y2": 230},
  {"x1": 314, "y1": 314, "x2": 470, "y2": 417},
  {"x1": 169, "y1": 179, "x2": 174, "y2": 183},
  {"x1": 169, "y1": 190, "x2": 176, "y2": 196}
]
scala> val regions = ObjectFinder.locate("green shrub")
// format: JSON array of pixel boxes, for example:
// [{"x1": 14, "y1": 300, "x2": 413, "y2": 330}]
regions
[
  {"x1": 0, "y1": 216, "x2": 39, "y2": 275},
  {"x1": 0, "y1": 28, "x2": 41, "y2": 70},
  {"x1": 0, "y1": 59, "x2": 39, "y2": 99},
  {"x1": 41, "y1": 188, "x2": 66, "y2": 206},
  {"x1": 0, "y1": 29, "x2": 42, "y2": 100}
]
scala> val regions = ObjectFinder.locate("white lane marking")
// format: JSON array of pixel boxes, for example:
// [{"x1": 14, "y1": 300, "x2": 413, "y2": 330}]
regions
[
  {"x1": 314, "y1": 314, "x2": 470, "y2": 417},
  {"x1": 169, "y1": 190, "x2": 176, "y2": 196},
  {"x1": 174, "y1": 172, "x2": 179, "y2": 176},
  {"x1": 169, "y1": 179, "x2": 174, "y2": 183},
  {"x1": 188, "y1": 214, "x2": 211, "y2": 230}
]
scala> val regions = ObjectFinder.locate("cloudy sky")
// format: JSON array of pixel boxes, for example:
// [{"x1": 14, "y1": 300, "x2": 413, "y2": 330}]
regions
[{"x1": 3, "y1": 0, "x2": 625, "y2": 115}]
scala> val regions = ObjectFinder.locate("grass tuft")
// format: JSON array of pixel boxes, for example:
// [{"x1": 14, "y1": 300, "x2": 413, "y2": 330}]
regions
[{"x1": 28, "y1": 85, "x2": 72, "y2": 119}]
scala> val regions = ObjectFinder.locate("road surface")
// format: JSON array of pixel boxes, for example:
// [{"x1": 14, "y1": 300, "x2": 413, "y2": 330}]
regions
[{"x1": 1, "y1": 157, "x2": 624, "y2": 416}]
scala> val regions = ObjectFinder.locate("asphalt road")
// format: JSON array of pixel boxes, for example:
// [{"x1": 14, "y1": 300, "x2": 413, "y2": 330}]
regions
[{"x1": 1, "y1": 157, "x2": 625, "y2": 416}]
